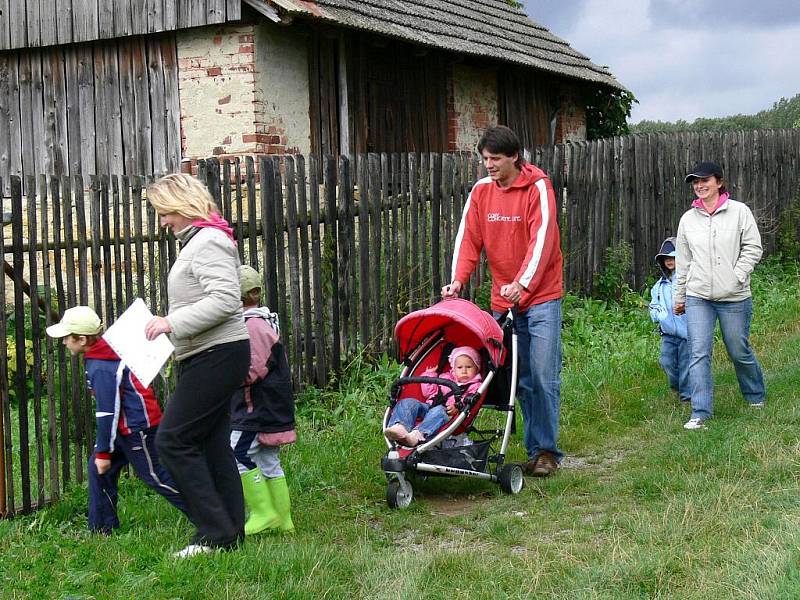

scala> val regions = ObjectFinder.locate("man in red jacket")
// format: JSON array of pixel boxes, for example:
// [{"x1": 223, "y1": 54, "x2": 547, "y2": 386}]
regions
[{"x1": 442, "y1": 125, "x2": 563, "y2": 476}]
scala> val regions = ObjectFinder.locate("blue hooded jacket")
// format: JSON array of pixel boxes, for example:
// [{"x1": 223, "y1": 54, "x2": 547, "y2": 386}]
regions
[{"x1": 648, "y1": 237, "x2": 688, "y2": 339}]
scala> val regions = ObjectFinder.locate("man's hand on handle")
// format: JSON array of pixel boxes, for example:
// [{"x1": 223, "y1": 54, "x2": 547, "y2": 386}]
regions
[
  {"x1": 441, "y1": 280, "x2": 463, "y2": 298},
  {"x1": 500, "y1": 281, "x2": 524, "y2": 305},
  {"x1": 674, "y1": 303, "x2": 685, "y2": 315}
]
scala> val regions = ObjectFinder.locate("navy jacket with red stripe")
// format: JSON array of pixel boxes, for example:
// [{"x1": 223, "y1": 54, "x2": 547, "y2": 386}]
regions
[{"x1": 84, "y1": 338, "x2": 163, "y2": 459}]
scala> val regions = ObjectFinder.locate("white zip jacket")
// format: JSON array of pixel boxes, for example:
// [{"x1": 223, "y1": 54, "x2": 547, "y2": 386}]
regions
[
  {"x1": 165, "y1": 226, "x2": 249, "y2": 361},
  {"x1": 674, "y1": 196, "x2": 762, "y2": 304}
]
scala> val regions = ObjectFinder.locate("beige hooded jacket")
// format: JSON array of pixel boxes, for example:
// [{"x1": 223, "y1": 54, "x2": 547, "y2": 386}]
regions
[
  {"x1": 674, "y1": 197, "x2": 762, "y2": 304},
  {"x1": 165, "y1": 226, "x2": 249, "y2": 361}
]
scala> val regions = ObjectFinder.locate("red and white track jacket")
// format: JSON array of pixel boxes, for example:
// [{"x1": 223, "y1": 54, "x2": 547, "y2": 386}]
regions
[{"x1": 451, "y1": 163, "x2": 563, "y2": 312}]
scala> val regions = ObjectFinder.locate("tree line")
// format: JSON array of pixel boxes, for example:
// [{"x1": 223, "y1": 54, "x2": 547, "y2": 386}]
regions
[{"x1": 631, "y1": 93, "x2": 800, "y2": 134}]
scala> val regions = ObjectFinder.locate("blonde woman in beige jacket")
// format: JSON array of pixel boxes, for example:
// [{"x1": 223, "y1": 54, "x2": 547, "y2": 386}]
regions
[
  {"x1": 144, "y1": 174, "x2": 250, "y2": 557},
  {"x1": 674, "y1": 161, "x2": 765, "y2": 431}
]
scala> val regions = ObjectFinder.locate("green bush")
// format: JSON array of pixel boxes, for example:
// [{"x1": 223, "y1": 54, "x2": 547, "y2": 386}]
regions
[
  {"x1": 776, "y1": 197, "x2": 800, "y2": 262},
  {"x1": 594, "y1": 241, "x2": 635, "y2": 303}
]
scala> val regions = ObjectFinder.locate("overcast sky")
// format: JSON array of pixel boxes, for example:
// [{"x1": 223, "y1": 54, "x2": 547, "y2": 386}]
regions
[{"x1": 522, "y1": 0, "x2": 800, "y2": 124}]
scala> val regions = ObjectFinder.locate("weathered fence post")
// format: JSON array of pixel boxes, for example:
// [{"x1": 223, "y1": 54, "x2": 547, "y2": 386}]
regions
[
  {"x1": 0, "y1": 176, "x2": 7, "y2": 517},
  {"x1": 323, "y1": 155, "x2": 340, "y2": 373},
  {"x1": 11, "y1": 175, "x2": 29, "y2": 512}
]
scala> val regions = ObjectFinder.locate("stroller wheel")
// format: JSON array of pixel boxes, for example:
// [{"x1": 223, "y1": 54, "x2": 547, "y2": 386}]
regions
[
  {"x1": 387, "y1": 479, "x2": 414, "y2": 509},
  {"x1": 498, "y1": 464, "x2": 525, "y2": 494}
]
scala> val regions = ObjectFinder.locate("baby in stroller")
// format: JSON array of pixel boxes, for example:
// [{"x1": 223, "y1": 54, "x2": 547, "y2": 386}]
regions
[{"x1": 383, "y1": 346, "x2": 483, "y2": 447}]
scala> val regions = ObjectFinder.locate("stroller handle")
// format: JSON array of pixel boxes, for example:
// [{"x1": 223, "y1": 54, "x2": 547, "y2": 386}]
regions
[
  {"x1": 497, "y1": 308, "x2": 515, "y2": 330},
  {"x1": 390, "y1": 376, "x2": 464, "y2": 404}
]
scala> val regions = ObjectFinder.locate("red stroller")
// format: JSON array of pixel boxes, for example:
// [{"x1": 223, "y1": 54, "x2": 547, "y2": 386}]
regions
[{"x1": 381, "y1": 298, "x2": 524, "y2": 508}]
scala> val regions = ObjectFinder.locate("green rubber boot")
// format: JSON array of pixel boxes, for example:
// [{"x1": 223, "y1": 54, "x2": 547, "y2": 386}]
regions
[
  {"x1": 265, "y1": 476, "x2": 295, "y2": 533},
  {"x1": 241, "y1": 468, "x2": 280, "y2": 535}
]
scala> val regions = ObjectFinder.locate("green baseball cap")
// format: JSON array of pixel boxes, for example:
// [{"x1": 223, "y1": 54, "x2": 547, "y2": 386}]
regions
[
  {"x1": 239, "y1": 265, "x2": 262, "y2": 294},
  {"x1": 46, "y1": 306, "x2": 103, "y2": 338}
]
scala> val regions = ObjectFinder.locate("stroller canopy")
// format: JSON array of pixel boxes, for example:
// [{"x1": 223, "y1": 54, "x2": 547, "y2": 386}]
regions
[{"x1": 394, "y1": 298, "x2": 505, "y2": 367}]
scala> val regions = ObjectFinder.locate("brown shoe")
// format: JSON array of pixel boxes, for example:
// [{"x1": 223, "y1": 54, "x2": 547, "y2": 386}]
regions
[{"x1": 524, "y1": 452, "x2": 558, "y2": 477}]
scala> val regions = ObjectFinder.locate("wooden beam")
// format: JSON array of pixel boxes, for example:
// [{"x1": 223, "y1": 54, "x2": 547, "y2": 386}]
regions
[{"x1": 337, "y1": 33, "x2": 350, "y2": 157}]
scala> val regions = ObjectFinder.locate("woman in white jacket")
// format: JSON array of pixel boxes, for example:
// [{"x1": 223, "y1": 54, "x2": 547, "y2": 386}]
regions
[
  {"x1": 674, "y1": 161, "x2": 766, "y2": 430},
  {"x1": 144, "y1": 174, "x2": 250, "y2": 557}
]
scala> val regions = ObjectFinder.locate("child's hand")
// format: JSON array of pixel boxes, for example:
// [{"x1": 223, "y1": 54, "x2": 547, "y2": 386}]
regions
[
  {"x1": 95, "y1": 457, "x2": 111, "y2": 475},
  {"x1": 446, "y1": 404, "x2": 458, "y2": 416}
]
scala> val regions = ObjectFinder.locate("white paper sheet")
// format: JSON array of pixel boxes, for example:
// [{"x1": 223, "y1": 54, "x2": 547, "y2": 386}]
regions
[{"x1": 102, "y1": 298, "x2": 174, "y2": 387}]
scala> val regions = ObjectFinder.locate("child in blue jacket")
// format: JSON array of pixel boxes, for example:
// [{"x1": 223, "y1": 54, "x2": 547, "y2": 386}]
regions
[
  {"x1": 648, "y1": 237, "x2": 691, "y2": 402},
  {"x1": 46, "y1": 306, "x2": 187, "y2": 533}
]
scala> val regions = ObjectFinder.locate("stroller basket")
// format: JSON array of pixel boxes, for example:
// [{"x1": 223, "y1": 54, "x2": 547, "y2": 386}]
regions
[{"x1": 420, "y1": 440, "x2": 492, "y2": 473}]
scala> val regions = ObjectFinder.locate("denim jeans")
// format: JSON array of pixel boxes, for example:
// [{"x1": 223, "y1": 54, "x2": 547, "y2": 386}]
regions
[
  {"x1": 514, "y1": 299, "x2": 563, "y2": 461},
  {"x1": 660, "y1": 333, "x2": 691, "y2": 400},
  {"x1": 389, "y1": 398, "x2": 449, "y2": 438},
  {"x1": 685, "y1": 296, "x2": 766, "y2": 420}
]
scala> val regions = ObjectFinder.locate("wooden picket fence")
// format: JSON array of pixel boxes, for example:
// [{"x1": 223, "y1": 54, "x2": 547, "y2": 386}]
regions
[
  {"x1": 2, "y1": 128, "x2": 799, "y2": 517},
  {"x1": 557, "y1": 129, "x2": 800, "y2": 293}
]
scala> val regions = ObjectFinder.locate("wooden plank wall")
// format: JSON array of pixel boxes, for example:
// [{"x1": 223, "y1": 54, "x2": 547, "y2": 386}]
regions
[
  {"x1": 0, "y1": 0, "x2": 241, "y2": 50},
  {"x1": 498, "y1": 67, "x2": 560, "y2": 148},
  {"x1": 0, "y1": 35, "x2": 181, "y2": 195},
  {"x1": 3, "y1": 129, "x2": 799, "y2": 517},
  {"x1": 308, "y1": 28, "x2": 449, "y2": 158}
]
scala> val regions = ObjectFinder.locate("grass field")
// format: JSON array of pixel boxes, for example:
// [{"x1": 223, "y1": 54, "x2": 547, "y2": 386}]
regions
[{"x1": 1, "y1": 259, "x2": 798, "y2": 600}]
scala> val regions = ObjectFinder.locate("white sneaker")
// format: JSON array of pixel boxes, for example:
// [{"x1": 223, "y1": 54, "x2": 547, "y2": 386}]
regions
[
  {"x1": 683, "y1": 418, "x2": 706, "y2": 430},
  {"x1": 173, "y1": 544, "x2": 215, "y2": 558},
  {"x1": 750, "y1": 401, "x2": 765, "y2": 408}
]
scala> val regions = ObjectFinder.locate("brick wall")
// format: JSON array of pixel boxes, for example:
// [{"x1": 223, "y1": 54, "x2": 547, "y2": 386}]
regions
[
  {"x1": 556, "y1": 84, "x2": 587, "y2": 143},
  {"x1": 177, "y1": 25, "x2": 260, "y2": 158},
  {"x1": 448, "y1": 64, "x2": 499, "y2": 152},
  {"x1": 253, "y1": 23, "x2": 311, "y2": 155},
  {"x1": 177, "y1": 21, "x2": 312, "y2": 162}
]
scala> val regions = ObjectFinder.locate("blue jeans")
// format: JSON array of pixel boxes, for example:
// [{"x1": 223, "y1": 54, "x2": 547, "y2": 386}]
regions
[
  {"x1": 514, "y1": 299, "x2": 563, "y2": 461},
  {"x1": 389, "y1": 398, "x2": 449, "y2": 438},
  {"x1": 660, "y1": 333, "x2": 691, "y2": 400},
  {"x1": 685, "y1": 296, "x2": 765, "y2": 420}
]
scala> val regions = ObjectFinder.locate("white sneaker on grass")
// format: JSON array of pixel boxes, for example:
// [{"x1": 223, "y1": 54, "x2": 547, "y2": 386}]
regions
[
  {"x1": 750, "y1": 401, "x2": 765, "y2": 408},
  {"x1": 173, "y1": 544, "x2": 216, "y2": 558},
  {"x1": 683, "y1": 418, "x2": 706, "y2": 430}
]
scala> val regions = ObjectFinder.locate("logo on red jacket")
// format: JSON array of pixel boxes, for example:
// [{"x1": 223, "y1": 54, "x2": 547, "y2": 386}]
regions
[{"x1": 487, "y1": 212, "x2": 522, "y2": 223}]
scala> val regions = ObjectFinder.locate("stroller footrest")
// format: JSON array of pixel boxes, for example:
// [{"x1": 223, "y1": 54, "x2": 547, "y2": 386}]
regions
[{"x1": 382, "y1": 454, "x2": 406, "y2": 473}]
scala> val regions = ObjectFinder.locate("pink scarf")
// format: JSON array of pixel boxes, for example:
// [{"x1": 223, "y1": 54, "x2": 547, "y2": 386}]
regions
[
  {"x1": 191, "y1": 212, "x2": 236, "y2": 243},
  {"x1": 692, "y1": 191, "x2": 729, "y2": 214}
]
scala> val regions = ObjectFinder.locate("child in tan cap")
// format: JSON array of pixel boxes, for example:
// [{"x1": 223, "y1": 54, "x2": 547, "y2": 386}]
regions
[{"x1": 47, "y1": 306, "x2": 186, "y2": 533}]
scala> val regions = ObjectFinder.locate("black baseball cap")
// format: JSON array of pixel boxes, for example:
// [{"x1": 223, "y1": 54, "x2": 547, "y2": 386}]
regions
[{"x1": 684, "y1": 161, "x2": 723, "y2": 183}]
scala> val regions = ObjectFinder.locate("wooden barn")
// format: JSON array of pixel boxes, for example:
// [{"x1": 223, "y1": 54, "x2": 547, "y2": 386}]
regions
[{"x1": 0, "y1": 0, "x2": 625, "y2": 193}]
